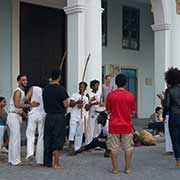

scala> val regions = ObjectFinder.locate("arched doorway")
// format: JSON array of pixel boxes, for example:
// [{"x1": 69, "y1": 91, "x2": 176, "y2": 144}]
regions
[{"x1": 101, "y1": 0, "x2": 171, "y2": 118}]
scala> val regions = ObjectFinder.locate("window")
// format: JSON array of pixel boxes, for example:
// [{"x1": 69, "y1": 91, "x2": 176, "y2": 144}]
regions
[{"x1": 122, "y1": 6, "x2": 140, "y2": 50}]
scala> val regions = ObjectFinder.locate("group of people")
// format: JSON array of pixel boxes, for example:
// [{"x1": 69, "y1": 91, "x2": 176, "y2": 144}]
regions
[
  {"x1": 0, "y1": 69, "x2": 135, "y2": 174},
  {"x1": 0, "y1": 67, "x2": 180, "y2": 174}
]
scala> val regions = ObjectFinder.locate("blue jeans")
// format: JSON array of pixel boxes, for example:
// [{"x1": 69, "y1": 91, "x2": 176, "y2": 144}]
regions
[{"x1": 169, "y1": 114, "x2": 180, "y2": 160}]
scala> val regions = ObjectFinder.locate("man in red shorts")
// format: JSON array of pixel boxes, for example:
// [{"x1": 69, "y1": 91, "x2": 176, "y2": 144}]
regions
[{"x1": 106, "y1": 73, "x2": 136, "y2": 174}]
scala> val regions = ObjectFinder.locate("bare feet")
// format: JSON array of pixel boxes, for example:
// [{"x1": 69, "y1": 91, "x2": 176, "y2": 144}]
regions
[
  {"x1": 112, "y1": 169, "x2": 119, "y2": 174},
  {"x1": 124, "y1": 169, "x2": 131, "y2": 175},
  {"x1": 177, "y1": 160, "x2": 180, "y2": 168},
  {"x1": 53, "y1": 164, "x2": 64, "y2": 169}
]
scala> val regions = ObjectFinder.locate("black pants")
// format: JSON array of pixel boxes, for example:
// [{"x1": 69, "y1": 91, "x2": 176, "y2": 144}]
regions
[
  {"x1": 169, "y1": 114, "x2": 180, "y2": 160},
  {"x1": 44, "y1": 113, "x2": 67, "y2": 167},
  {"x1": 148, "y1": 122, "x2": 164, "y2": 132},
  {"x1": 84, "y1": 137, "x2": 107, "y2": 150}
]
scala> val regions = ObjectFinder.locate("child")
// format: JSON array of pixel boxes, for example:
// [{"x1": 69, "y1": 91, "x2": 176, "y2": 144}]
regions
[
  {"x1": 148, "y1": 106, "x2": 164, "y2": 136},
  {"x1": 0, "y1": 97, "x2": 8, "y2": 153}
]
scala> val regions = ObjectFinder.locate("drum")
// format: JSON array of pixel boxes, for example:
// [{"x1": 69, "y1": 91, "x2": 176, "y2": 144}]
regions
[{"x1": 95, "y1": 105, "x2": 106, "y2": 113}]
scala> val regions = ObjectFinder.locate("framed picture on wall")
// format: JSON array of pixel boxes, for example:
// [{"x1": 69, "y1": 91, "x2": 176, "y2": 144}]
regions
[
  {"x1": 102, "y1": 0, "x2": 107, "y2": 46},
  {"x1": 122, "y1": 6, "x2": 140, "y2": 50}
]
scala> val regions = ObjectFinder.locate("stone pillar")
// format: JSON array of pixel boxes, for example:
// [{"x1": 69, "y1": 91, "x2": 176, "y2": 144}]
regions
[
  {"x1": 85, "y1": 0, "x2": 103, "y2": 89},
  {"x1": 12, "y1": 0, "x2": 20, "y2": 90},
  {"x1": 152, "y1": 24, "x2": 171, "y2": 106},
  {"x1": 0, "y1": 0, "x2": 12, "y2": 99},
  {"x1": 64, "y1": 0, "x2": 86, "y2": 95}
]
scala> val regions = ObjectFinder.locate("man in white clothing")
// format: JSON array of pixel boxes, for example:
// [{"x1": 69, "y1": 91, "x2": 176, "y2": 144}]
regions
[
  {"x1": 85, "y1": 80, "x2": 101, "y2": 145},
  {"x1": 157, "y1": 92, "x2": 173, "y2": 155},
  {"x1": 25, "y1": 81, "x2": 47, "y2": 164},
  {"x1": 68, "y1": 82, "x2": 89, "y2": 155},
  {"x1": 7, "y1": 75, "x2": 39, "y2": 166}
]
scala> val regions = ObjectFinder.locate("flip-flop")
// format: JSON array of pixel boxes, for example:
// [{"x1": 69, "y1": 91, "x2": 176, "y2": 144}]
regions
[{"x1": 53, "y1": 165, "x2": 64, "y2": 169}]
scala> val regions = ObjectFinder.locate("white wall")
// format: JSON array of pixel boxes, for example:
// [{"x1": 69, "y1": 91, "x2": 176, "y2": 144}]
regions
[
  {"x1": 171, "y1": 0, "x2": 180, "y2": 68},
  {"x1": 102, "y1": 0, "x2": 154, "y2": 118},
  {"x1": 0, "y1": 0, "x2": 12, "y2": 103}
]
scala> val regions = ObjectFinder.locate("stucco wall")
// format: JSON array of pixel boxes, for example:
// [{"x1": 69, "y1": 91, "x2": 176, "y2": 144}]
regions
[
  {"x1": 171, "y1": 0, "x2": 180, "y2": 68},
  {"x1": 102, "y1": 0, "x2": 154, "y2": 118},
  {"x1": 0, "y1": 0, "x2": 12, "y2": 103}
]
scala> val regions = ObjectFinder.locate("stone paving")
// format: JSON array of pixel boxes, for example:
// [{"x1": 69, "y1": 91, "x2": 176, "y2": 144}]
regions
[{"x1": 0, "y1": 142, "x2": 180, "y2": 180}]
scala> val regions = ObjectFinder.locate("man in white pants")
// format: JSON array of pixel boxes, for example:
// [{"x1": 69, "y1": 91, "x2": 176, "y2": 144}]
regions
[
  {"x1": 25, "y1": 84, "x2": 46, "y2": 164},
  {"x1": 157, "y1": 92, "x2": 173, "y2": 155},
  {"x1": 7, "y1": 75, "x2": 39, "y2": 165},
  {"x1": 164, "y1": 115, "x2": 173, "y2": 154},
  {"x1": 85, "y1": 80, "x2": 101, "y2": 145},
  {"x1": 68, "y1": 82, "x2": 88, "y2": 155}
]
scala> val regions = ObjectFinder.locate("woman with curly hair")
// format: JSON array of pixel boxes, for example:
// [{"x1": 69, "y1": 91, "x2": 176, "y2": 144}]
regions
[{"x1": 163, "y1": 67, "x2": 180, "y2": 168}]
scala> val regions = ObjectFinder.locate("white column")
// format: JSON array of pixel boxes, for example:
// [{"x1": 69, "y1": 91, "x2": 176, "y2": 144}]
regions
[
  {"x1": 152, "y1": 24, "x2": 171, "y2": 107},
  {"x1": 85, "y1": 0, "x2": 103, "y2": 88},
  {"x1": 64, "y1": 0, "x2": 86, "y2": 95},
  {"x1": 12, "y1": 0, "x2": 20, "y2": 90},
  {"x1": 171, "y1": 1, "x2": 180, "y2": 68}
]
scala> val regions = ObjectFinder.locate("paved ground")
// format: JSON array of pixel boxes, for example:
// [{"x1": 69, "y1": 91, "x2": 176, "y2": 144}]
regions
[{"x1": 0, "y1": 142, "x2": 180, "y2": 180}]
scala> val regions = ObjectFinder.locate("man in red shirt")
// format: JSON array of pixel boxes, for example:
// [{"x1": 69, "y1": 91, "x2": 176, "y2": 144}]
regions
[{"x1": 106, "y1": 73, "x2": 136, "y2": 174}]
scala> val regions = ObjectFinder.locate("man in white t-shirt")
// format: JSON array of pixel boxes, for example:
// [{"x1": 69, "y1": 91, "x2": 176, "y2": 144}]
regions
[{"x1": 68, "y1": 82, "x2": 89, "y2": 155}]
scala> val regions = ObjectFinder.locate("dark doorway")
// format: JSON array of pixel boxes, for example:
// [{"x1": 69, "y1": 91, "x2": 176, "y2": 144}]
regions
[{"x1": 20, "y1": 2, "x2": 66, "y2": 88}]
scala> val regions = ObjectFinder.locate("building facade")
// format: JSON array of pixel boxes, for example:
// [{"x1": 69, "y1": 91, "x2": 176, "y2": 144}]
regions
[{"x1": 0, "y1": 0, "x2": 180, "y2": 118}]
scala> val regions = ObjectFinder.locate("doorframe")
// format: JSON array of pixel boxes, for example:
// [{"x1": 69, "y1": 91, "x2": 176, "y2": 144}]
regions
[
  {"x1": 12, "y1": 0, "x2": 67, "y2": 90},
  {"x1": 103, "y1": 64, "x2": 140, "y2": 118},
  {"x1": 119, "y1": 65, "x2": 140, "y2": 118}
]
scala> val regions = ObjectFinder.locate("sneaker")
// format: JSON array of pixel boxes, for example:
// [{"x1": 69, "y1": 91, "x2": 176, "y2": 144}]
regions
[
  {"x1": 154, "y1": 134, "x2": 160, "y2": 138},
  {"x1": 94, "y1": 147, "x2": 102, "y2": 151},
  {"x1": 1, "y1": 147, "x2": 8, "y2": 153}
]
